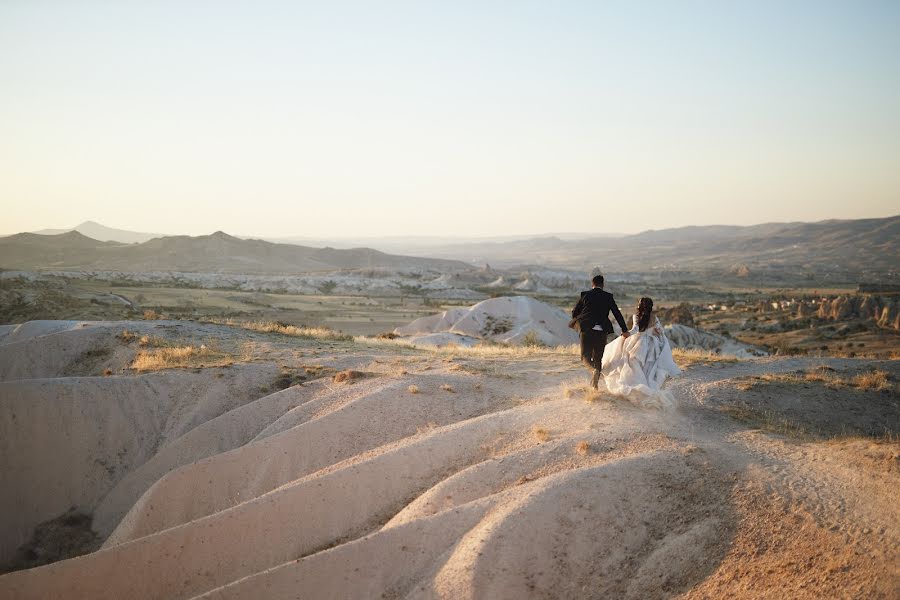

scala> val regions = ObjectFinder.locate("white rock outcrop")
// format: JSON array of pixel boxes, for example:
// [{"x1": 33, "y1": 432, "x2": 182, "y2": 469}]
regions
[
  {"x1": 394, "y1": 296, "x2": 578, "y2": 347},
  {"x1": 664, "y1": 324, "x2": 767, "y2": 358}
]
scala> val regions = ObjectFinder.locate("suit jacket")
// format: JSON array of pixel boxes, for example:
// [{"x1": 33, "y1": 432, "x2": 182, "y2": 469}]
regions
[{"x1": 571, "y1": 288, "x2": 628, "y2": 334}]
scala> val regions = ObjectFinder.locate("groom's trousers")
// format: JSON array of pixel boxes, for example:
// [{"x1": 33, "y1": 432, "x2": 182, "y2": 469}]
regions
[{"x1": 580, "y1": 329, "x2": 608, "y2": 371}]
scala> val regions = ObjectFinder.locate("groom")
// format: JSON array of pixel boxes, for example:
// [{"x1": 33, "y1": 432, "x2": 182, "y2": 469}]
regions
[{"x1": 571, "y1": 275, "x2": 629, "y2": 389}]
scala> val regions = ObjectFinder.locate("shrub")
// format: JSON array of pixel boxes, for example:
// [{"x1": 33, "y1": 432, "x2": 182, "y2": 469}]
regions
[
  {"x1": 531, "y1": 425, "x2": 550, "y2": 442},
  {"x1": 522, "y1": 330, "x2": 545, "y2": 347},
  {"x1": 333, "y1": 370, "x2": 364, "y2": 384}
]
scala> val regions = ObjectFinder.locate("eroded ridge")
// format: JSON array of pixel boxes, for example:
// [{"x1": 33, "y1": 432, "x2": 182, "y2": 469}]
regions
[{"x1": 0, "y1": 320, "x2": 897, "y2": 599}]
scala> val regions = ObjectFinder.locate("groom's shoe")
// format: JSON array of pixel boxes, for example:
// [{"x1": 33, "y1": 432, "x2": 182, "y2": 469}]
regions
[{"x1": 590, "y1": 369, "x2": 601, "y2": 390}]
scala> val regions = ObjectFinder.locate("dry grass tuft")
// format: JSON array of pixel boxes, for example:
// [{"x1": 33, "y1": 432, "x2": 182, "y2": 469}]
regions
[
  {"x1": 131, "y1": 343, "x2": 232, "y2": 372},
  {"x1": 532, "y1": 425, "x2": 550, "y2": 442},
  {"x1": 737, "y1": 367, "x2": 894, "y2": 393},
  {"x1": 142, "y1": 309, "x2": 161, "y2": 320},
  {"x1": 562, "y1": 382, "x2": 603, "y2": 403},
  {"x1": 672, "y1": 348, "x2": 739, "y2": 368},
  {"x1": 210, "y1": 319, "x2": 353, "y2": 342},
  {"x1": 102, "y1": 368, "x2": 113, "y2": 377},
  {"x1": 576, "y1": 440, "x2": 591, "y2": 455},
  {"x1": 333, "y1": 369, "x2": 364, "y2": 384},
  {"x1": 407, "y1": 384, "x2": 420, "y2": 394},
  {"x1": 440, "y1": 383, "x2": 455, "y2": 393},
  {"x1": 852, "y1": 370, "x2": 891, "y2": 391},
  {"x1": 359, "y1": 338, "x2": 579, "y2": 359},
  {"x1": 117, "y1": 329, "x2": 137, "y2": 343}
]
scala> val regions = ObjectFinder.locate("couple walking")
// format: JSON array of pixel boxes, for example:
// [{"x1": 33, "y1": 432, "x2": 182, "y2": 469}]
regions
[{"x1": 571, "y1": 275, "x2": 680, "y2": 403}]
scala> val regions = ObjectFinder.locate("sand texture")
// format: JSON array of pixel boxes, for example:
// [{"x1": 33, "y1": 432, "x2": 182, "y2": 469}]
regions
[{"x1": 0, "y1": 319, "x2": 897, "y2": 599}]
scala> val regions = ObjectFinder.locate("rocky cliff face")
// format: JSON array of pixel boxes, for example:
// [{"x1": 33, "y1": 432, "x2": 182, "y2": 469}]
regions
[{"x1": 816, "y1": 295, "x2": 900, "y2": 330}]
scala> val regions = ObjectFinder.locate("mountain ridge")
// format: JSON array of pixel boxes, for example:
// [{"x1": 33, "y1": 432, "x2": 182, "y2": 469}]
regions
[{"x1": 0, "y1": 230, "x2": 469, "y2": 274}]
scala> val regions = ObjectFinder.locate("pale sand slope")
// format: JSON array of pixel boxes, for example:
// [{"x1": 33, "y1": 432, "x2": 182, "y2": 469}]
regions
[
  {"x1": 0, "y1": 320, "x2": 897, "y2": 599},
  {"x1": 0, "y1": 367, "x2": 280, "y2": 564}
]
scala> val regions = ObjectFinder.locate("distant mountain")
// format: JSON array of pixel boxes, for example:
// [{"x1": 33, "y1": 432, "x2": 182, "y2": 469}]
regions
[
  {"x1": 0, "y1": 231, "x2": 469, "y2": 273},
  {"x1": 31, "y1": 221, "x2": 160, "y2": 244},
  {"x1": 406, "y1": 216, "x2": 900, "y2": 276}
]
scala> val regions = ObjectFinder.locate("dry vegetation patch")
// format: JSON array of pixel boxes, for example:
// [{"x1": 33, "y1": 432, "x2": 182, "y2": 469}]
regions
[
  {"x1": 532, "y1": 425, "x2": 550, "y2": 442},
  {"x1": 672, "y1": 348, "x2": 739, "y2": 368},
  {"x1": 131, "y1": 343, "x2": 234, "y2": 372},
  {"x1": 207, "y1": 319, "x2": 353, "y2": 342},
  {"x1": 719, "y1": 364, "x2": 899, "y2": 441},
  {"x1": 737, "y1": 366, "x2": 895, "y2": 394},
  {"x1": 333, "y1": 369, "x2": 365, "y2": 384}
]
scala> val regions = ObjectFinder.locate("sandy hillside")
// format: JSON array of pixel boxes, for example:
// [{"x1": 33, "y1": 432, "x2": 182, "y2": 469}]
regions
[{"x1": 0, "y1": 319, "x2": 897, "y2": 599}]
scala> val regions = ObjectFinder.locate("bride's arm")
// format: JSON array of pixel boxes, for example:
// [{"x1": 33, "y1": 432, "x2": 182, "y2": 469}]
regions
[{"x1": 629, "y1": 314, "x2": 640, "y2": 335}]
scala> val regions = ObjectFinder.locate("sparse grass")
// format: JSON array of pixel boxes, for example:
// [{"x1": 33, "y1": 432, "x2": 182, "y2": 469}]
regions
[
  {"x1": 532, "y1": 425, "x2": 550, "y2": 442},
  {"x1": 137, "y1": 335, "x2": 171, "y2": 348},
  {"x1": 209, "y1": 319, "x2": 353, "y2": 342},
  {"x1": 407, "y1": 384, "x2": 420, "y2": 394},
  {"x1": 440, "y1": 383, "x2": 455, "y2": 393},
  {"x1": 130, "y1": 343, "x2": 233, "y2": 372},
  {"x1": 522, "y1": 330, "x2": 545, "y2": 348},
  {"x1": 142, "y1": 309, "x2": 161, "y2": 320},
  {"x1": 722, "y1": 395, "x2": 898, "y2": 443},
  {"x1": 576, "y1": 440, "x2": 591, "y2": 455},
  {"x1": 449, "y1": 362, "x2": 514, "y2": 379},
  {"x1": 117, "y1": 329, "x2": 137, "y2": 343},
  {"x1": 721, "y1": 405, "x2": 812, "y2": 440},
  {"x1": 672, "y1": 348, "x2": 739, "y2": 368},
  {"x1": 302, "y1": 364, "x2": 335, "y2": 377},
  {"x1": 358, "y1": 336, "x2": 579, "y2": 359},
  {"x1": 737, "y1": 367, "x2": 894, "y2": 393},
  {"x1": 852, "y1": 370, "x2": 891, "y2": 391},
  {"x1": 429, "y1": 342, "x2": 578, "y2": 359}
]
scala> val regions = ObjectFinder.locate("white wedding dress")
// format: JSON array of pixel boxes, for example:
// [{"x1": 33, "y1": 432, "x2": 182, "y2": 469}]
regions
[{"x1": 601, "y1": 313, "x2": 681, "y2": 407}]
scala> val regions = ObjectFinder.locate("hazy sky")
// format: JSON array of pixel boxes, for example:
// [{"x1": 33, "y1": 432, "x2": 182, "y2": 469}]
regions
[{"x1": 2, "y1": 1, "x2": 898, "y2": 238}]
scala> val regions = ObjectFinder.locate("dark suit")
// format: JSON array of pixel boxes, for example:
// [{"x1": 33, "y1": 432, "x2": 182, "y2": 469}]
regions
[{"x1": 572, "y1": 288, "x2": 628, "y2": 371}]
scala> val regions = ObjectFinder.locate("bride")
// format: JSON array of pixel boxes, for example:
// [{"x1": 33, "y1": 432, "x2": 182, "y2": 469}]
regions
[{"x1": 600, "y1": 297, "x2": 681, "y2": 407}]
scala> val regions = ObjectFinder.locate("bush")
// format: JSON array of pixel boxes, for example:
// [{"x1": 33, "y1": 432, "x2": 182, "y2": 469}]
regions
[{"x1": 522, "y1": 330, "x2": 545, "y2": 347}]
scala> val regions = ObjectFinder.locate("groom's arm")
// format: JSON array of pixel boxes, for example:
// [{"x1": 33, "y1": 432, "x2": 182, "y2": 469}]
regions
[
  {"x1": 572, "y1": 295, "x2": 585, "y2": 319},
  {"x1": 610, "y1": 297, "x2": 629, "y2": 335}
]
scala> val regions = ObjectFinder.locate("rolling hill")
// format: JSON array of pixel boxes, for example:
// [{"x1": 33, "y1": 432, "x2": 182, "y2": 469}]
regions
[
  {"x1": 0, "y1": 231, "x2": 469, "y2": 273},
  {"x1": 409, "y1": 216, "x2": 900, "y2": 275},
  {"x1": 30, "y1": 221, "x2": 162, "y2": 244}
]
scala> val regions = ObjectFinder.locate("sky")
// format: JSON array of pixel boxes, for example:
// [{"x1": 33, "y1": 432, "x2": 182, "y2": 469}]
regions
[{"x1": 1, "y1": 0, "x2": 898, "y2": 238}]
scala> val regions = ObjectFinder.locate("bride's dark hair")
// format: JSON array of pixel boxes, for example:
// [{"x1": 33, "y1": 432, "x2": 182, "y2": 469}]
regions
[{"x1": 636, "y1": 297, "x2": 654, "y2": 332}]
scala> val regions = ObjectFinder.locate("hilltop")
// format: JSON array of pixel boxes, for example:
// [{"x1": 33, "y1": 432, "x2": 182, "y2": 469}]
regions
[
  {"x1": 0, "y1": 230, "x2": 469, "y2": 274},
  {"x1": 402, "y1": 215, "x2": 900, "y2": 277}
]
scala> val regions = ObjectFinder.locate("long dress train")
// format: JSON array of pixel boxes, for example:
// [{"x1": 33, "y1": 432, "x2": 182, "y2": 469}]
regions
[{"x1": 600, "y1": 314, "x2": 681, "y2": 408}]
